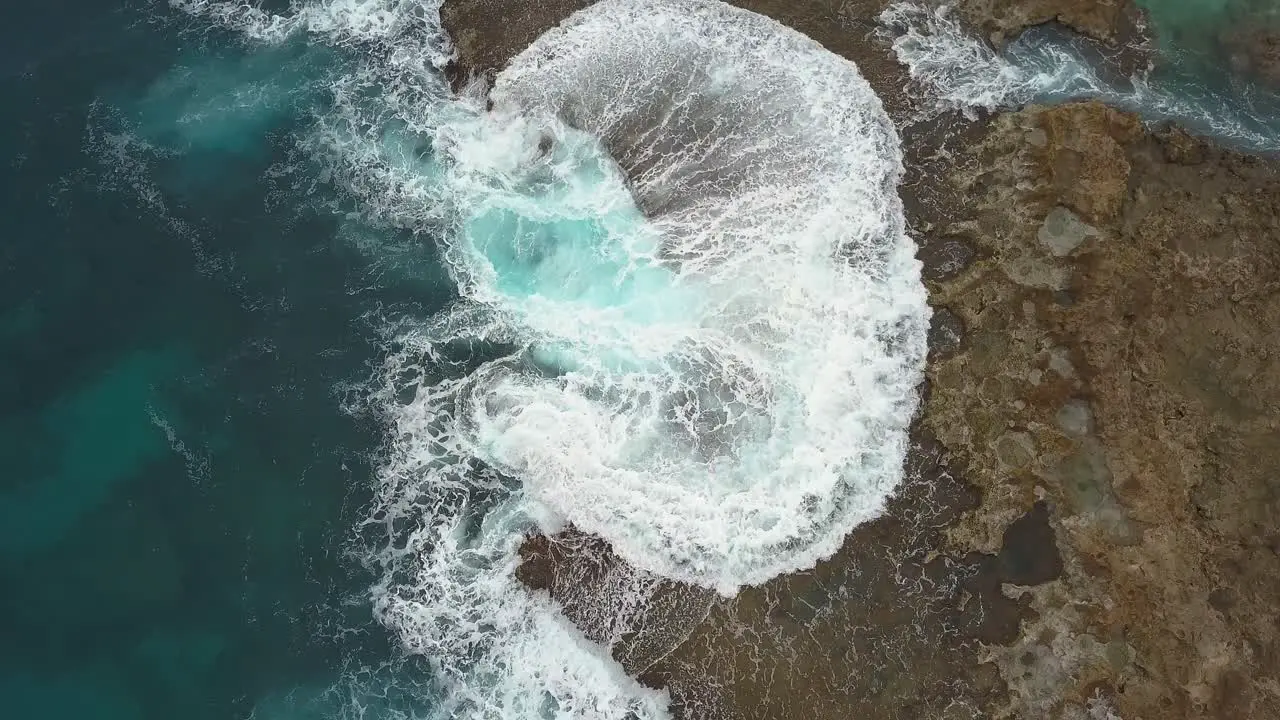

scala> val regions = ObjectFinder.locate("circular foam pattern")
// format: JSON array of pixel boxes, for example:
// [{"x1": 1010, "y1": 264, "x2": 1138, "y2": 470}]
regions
[
  {"x1": 435, "y1": 0, "x2": 930, "y2": 594},
  {"x1": 168, "y1": 1, "x2": 931, "y2": 715}
]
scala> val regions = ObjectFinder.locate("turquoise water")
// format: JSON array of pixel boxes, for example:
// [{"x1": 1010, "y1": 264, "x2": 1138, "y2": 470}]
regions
[
  {"x1": 1014, "y1": 21, "x2": 1280, "y2": 150},
  {"x1": 1134, "y1": 0, "x2": 1280, "y2": 143},
  {"x1": 463, "y1": 143, "x2": 665, "y2": 309},
  {"x1": 1, "y1": 0, "x2": 926, "y2": 715},
  {"x1": 1, "y1": 4, "x2": 447, "y2": 718},
  {"x1": 1037, "y1": 0, "x2": 1280, "y2": 148},
  {"x1": 1137, "y1": 0, "x2": 1280, "y2": 56}
]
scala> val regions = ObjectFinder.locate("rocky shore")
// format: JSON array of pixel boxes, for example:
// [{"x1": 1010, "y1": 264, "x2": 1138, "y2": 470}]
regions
[
  {"x1": 929, "y1": 100, "x2": 1280, "y2": 719},
  {"x1": 438, "y1": 1, "x2": 1280, "y2": 717}
]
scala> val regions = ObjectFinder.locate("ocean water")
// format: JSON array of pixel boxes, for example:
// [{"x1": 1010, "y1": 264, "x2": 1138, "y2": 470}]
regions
[
  {"x1": 1, "y1": 2, "x2": 440, "y2": 719},
  {"x1": 1136, "y1": 0, "x2": 1280, "y2": 57},
  {"x1": 6, "y1": 0, "x2": 1272, "y2": 718},
  {"x1": 881, "y1": 1, "x2": 1280, "y2": 152},
  {"x1": 2, "y1": 0, "x2": 928, "y2": 718}
]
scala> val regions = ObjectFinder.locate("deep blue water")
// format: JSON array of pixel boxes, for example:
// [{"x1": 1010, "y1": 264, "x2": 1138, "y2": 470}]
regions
[{"x1": 0, "y1": 3, "x2": 449, "y2": 718}]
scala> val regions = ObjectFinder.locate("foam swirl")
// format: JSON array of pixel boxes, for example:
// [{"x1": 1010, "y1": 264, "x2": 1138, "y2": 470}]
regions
[{"x1": 427, "y1": 0, "x2": 930, "y2": 593}]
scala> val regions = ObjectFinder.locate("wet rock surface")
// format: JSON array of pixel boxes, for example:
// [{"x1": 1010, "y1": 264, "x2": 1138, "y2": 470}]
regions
[
  {"x1": 928, "y1": 307, "x2": 966, "y2": 358},
  {"x1": 953, "y1": 0, "x2": 1142, "y2": 47},
  {"x1": 516, "y1": 433, "x2": 1022, "y2": 719},
  {"x1": 932, "y1": 100, "x2": 1280, "y2": 718},
  {"x1": 440, "y1": 1, "x2": 1280, "y2": 718},
  {"x1": 997, "y1": 501, "x2": 1063, "y2": 586}
]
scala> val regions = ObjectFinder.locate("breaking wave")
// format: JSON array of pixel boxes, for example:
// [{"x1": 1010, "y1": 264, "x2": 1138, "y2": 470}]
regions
[{"x1": 173, "y1": 0, "x2": 927, "y2": 717}]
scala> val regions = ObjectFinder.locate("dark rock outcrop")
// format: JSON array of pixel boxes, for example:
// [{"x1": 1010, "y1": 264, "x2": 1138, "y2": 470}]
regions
[{"x1": 954, "y1": 0, "x2": 1141, "y2": 47}]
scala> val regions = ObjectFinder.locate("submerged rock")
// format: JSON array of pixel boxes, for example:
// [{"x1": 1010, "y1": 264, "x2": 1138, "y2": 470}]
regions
[
  {"x1": 1221, "y1": 26, "x2": 1280, "y2": 88},
  {"x1": 1037, "y1": 207, "x2": 1097, "y2": 257},
  {"x1": 998, "y1": 501, "x2": 1063, "y2": 585},
  {"x1": 933, "y1": 99, "x2": 1280, "y2": 718}
]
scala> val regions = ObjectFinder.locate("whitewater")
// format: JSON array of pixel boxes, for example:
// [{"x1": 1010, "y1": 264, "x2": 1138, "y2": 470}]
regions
[
  {"x1": 879, "y1": 2, "x2": 1280, "y2": 152},
  {"x1": 167, "y1": 0, "x2": 928, "y2": 717}
]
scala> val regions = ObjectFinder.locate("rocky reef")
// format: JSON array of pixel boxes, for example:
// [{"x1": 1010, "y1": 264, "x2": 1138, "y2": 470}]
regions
[
  {"x1": 932, "y1": 99, "x2": 1280, "y2": 719},
  {"x1": 439, "y1": 1, "x2": 1280, "y2": 717},
  {"x1": 441, "y1": 0, "x2": 1140, "y2": 86}
]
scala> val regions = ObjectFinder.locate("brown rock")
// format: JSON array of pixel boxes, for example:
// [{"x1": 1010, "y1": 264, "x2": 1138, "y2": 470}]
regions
[
  {"x1": 1156, "y1": 124, "x2": 1208, "y2": 165},
  {"x1": 440, "y1": 0, "x2": 1144, "y2": 88},
  {"x1": 932, "y1": 100, "x2": 1280, "y2": 718},
  {"x1": 1036, "y1": 102, "x2": 1141, "y2": 223},
  {"x1": 441, "y1": 0, "x2": 591, "y2": 86},
  {"x1": 953, "y1": 0, "x2": 1138, "y2": 47}
]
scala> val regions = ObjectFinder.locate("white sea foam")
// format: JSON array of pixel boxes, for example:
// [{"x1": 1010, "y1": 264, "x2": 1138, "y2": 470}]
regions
[
  {"x1": 879, "y1": 2, "x2": 1280, "y2": 150},
  {"x1": 173, "y1": 0, "x2": 928, "y2": 717},
  {"x1": 172, "y1": 0, "x2": 452, "y2": 62},
  {"x1": 476, "y1": 0, "x2": 926, "y2": 591},
  {"x1": 877, "y1": 2, "x2": 1079, "y2": 116}
]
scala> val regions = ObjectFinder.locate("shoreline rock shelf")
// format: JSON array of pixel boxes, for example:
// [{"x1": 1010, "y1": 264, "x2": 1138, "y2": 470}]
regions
[{"x1": 439, "y1": 1, "x2": 1280, "y2": 717}]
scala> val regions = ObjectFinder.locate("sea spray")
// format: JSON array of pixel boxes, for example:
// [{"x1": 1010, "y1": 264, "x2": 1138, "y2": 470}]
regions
[
  {"x1": 466, "y1": 0, "x2": 928, "y2": 591},
  {"x1": 172, "y1": 0, "x2": 930, "y2": 716}
]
